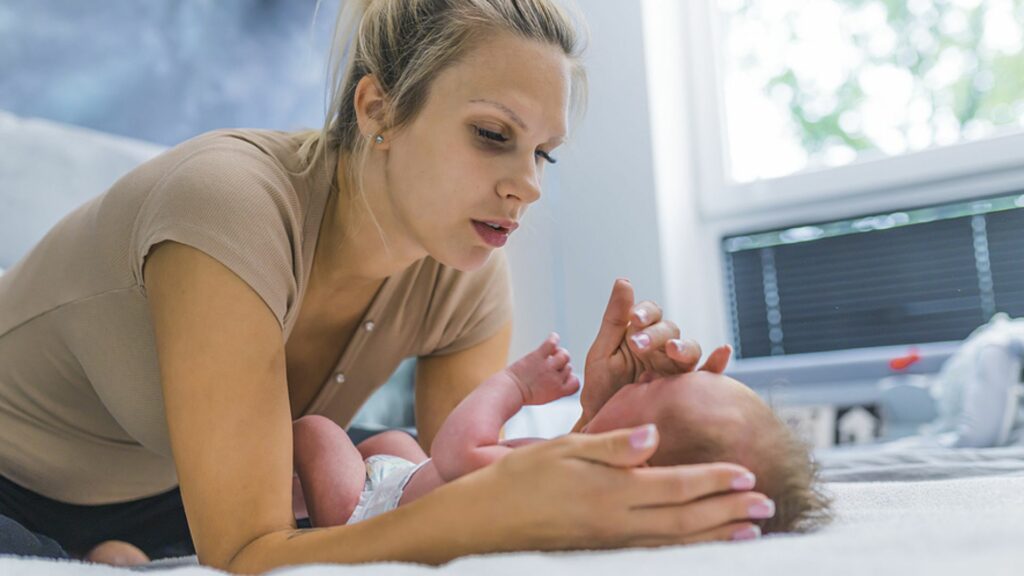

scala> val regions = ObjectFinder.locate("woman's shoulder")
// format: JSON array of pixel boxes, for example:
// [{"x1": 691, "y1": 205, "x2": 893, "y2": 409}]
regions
[
  {"x1": 126, "y1": 128, "x2": 328, "y2": 328},
  {"x1": 158, "y1": 128, "x2": 313, "y2": 174}
]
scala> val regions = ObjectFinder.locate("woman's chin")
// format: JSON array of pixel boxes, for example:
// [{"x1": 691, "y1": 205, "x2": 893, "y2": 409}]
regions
[{"x1": 436, "y1": 245, "x2": 496, "y2": 272}]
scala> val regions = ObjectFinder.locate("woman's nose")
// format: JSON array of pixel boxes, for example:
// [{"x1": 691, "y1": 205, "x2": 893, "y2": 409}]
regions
[{"x1": 498, "y1": 161, "x2": 543, "y2": 205}]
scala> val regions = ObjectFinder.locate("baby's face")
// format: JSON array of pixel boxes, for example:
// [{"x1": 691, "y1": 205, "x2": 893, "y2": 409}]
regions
[{"x1": 583, "y1": 371, "x2": 770, "y2": 466}]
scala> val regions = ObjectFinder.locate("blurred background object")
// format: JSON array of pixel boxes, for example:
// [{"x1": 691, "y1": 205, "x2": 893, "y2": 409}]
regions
[{"x1": 0, "y1": 0, "x2": 338, "y2": 145}]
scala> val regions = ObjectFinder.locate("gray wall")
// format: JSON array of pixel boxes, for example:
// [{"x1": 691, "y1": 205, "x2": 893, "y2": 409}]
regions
[{"x1": 507, "y1": 0, "x2": 664, "y2": 367}]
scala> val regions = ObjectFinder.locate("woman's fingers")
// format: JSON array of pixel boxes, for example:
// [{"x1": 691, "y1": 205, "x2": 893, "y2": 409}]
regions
[
  {"x1": 587, "y1": 279, "x2": 636, "y2": 362},
  {"x1": 682, "y1": 521, "x2": 762, "y2": 544},
  {"x1": 480, "y1": 431, "x2": 771, "y2": 555},
  {"x1": 630, "y1": 300, "x2": 662, "y2": 329},
  {"x1": 665, "y1": 338, "x2": 703, "y2": 371},
  {"x1": 628, "y1": 318, "x2": 677, "y2": 355},
  {"x1": 624, "y1": 463, "x2": 757, "y2": 509},
  {"x1": 554, "y1": 424, "x2": 661, "y2": 469},
  {"x1": 630, "y1": 521, "x2": 762, "y2": 548},
  {"x1": 625, "y1": 490, "x2": 772, "y2": 542},
  {"x1": 698, "y1": 344, "x2": 733, "y2": 373}
]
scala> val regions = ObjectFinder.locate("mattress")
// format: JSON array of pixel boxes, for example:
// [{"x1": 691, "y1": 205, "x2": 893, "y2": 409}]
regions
[{"x1": 2, "y1": 443, "x2": 1022, "y2": 575}]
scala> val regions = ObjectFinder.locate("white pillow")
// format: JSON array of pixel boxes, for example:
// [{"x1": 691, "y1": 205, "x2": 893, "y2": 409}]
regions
[{"x1": 0, "y1": 110, "x2": 165, "y2": 268}]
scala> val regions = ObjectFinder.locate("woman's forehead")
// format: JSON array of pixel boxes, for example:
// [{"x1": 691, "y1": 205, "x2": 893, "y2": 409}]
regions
[{"x1": 430, "y1": 34, "x2": 570, "y2": 133}]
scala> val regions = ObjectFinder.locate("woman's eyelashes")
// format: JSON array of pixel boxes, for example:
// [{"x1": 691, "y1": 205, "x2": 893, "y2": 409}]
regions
[{"x1": 474, "y1": 126, "x2": 558, "y2": 164}]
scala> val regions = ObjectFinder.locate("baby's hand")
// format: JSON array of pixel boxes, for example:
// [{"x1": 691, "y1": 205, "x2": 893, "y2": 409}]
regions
[{"x1": 507, "y1": 333, "x2": 581, "y2": 405}]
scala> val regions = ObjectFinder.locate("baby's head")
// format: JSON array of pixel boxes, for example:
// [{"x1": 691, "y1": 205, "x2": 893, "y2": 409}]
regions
[{"x1": 584, "y1": 371, "x2": 832, "y2": 534}]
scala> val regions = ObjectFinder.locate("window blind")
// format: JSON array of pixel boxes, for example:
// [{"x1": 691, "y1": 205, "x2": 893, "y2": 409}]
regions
[{"x1": 723, "y1": 192, "x2": 1024, "y2": 359}]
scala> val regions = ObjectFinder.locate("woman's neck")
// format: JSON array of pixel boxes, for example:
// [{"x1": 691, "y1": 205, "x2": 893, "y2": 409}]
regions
[{"x1": 309, "y1": 155, "x2": 425, "y2": 297}]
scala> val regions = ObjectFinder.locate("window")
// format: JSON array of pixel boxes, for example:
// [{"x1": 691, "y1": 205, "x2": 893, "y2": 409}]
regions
[
  {"x1": 682, "y1": 0, "x2": 1024, "y2": 217},
  {"x1": 719, "y1": 0, "x2": 1024, "y2": 184}
]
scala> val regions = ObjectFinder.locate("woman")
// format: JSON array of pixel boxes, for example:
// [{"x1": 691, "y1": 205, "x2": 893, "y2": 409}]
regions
[{"x1": 0, "y1": 0, "x2": 766, "y2": 571}]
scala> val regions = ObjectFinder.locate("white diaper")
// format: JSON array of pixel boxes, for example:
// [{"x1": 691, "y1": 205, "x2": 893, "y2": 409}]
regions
[{"x1": 347, "y1": 454, "x2": 430, "y2": 524}]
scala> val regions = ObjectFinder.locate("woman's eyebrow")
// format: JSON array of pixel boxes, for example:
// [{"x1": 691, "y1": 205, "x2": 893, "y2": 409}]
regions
[
  {"x1": 468, "y1": 98, "x2": 567, "y2": 145},
  {"x1": 468, "y1": 98, "x2": 529, "y2": 131}
]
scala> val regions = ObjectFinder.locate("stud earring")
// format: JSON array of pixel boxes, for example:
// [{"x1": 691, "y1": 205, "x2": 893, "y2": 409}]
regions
[{"x1": 374, "y1": 134, "x2": 384, "y2": 145}]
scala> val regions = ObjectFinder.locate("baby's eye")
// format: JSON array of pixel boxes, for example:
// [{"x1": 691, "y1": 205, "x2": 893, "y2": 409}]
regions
[{"x1": 476, "y1": 126, "x2": 509, "y2": 143}]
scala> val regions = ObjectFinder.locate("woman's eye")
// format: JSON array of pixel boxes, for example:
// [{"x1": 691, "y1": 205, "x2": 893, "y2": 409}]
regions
[
  {"x1": 476, "y1": 126, "x2": 508, "y2": 143},
  {"x1": 475, "y1": 126, "x2": 558, "y2": 164},
  {"x1": 536, "y1": 150, "x2": 558, "y2": 165}
]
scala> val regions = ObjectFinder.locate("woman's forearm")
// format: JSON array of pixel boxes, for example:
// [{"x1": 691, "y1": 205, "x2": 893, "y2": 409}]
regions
[{"x1": 226, "y1": 480, "x2": 503, "y2": 573}]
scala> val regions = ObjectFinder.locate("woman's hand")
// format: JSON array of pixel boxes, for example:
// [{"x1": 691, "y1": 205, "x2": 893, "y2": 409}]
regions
[
  {"x1": 424, "y1": 425, "x2": 768, "y2": 558},
  {"x1": 577, "y1": 279, "x2": 732, "y2": 431}
]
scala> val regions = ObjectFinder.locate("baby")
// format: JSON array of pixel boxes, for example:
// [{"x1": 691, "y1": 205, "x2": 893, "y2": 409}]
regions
[{"x1": 292, "y1": 334, "x2": 831, "y2": 535}]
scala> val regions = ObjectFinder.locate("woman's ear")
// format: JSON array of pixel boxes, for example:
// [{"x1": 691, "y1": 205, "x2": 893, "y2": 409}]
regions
[{"x1": 353, "y1": 74, "x2": 390, "y2": 147}]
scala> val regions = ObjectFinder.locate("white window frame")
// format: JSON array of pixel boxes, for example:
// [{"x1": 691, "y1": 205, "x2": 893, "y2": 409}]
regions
[
  {"x1": 683, "y1": 0, "x2": 1024, "y2": 222},
  {"x1": 643, "y1": 0, "x2": 1024, "y2": 358}
]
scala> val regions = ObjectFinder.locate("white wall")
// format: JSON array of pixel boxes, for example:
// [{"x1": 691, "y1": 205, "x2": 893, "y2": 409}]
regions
[{"x1": 506, "y1": 0, "x2": 668, "y2": 368}]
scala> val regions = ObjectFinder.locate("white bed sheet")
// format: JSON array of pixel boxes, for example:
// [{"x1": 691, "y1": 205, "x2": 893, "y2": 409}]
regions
[{"x1": 3, "y1": 447, "x2": 1022, "y2": 576}]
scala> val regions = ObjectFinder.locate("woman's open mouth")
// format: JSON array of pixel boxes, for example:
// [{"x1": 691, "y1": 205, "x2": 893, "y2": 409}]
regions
[{"x1": 472, "y1": 220, "x2": 512, "y2": 247}]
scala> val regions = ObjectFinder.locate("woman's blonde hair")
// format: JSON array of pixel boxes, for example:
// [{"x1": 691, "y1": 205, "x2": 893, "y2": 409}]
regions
[{"x1": 299, "y1": 0, "x2": 588, "y2": 233}]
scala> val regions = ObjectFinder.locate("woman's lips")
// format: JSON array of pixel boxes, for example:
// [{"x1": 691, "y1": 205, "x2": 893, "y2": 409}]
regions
[{"x1": 472, "y1": 220, "x2": 511, "y2": 247}]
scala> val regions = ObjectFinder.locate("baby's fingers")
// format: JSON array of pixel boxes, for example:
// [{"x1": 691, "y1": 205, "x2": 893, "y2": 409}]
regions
[{"x1": 547, "y1": 347, "x2": 571, "y2": 370}]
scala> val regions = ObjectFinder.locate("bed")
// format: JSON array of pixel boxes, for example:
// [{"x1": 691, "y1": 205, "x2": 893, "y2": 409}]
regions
[{"x1": 1, "y1": 443, "x2": 1022, "y2": 575}]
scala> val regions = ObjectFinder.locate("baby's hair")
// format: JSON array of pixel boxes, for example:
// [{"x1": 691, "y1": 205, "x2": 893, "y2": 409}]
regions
[
  {"x1": 653, "y1": 407, "x2": 833, "y2": 535},
  {"x1": 754, "y1": 417, "x2": 833, "y2": 534}
]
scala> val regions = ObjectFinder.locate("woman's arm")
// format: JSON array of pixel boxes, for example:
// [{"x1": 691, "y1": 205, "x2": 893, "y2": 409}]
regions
[
  {"x1": 144, "y1": 242, "x2": 488, "y2": 570},
  {"x1": 414, "y1": 321, "x2": 513, "y2": 452},
  {"x1": 146, "y1": 244, "x2": 768, "y2": 573}
]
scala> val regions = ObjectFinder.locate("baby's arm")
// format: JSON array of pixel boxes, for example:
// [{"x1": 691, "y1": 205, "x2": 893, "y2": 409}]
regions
[{"x1": 430, "y1": 333, "x2": 580, "y2": 482}]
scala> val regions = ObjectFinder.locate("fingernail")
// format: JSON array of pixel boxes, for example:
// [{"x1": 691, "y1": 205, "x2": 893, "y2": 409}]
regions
[
  {"x1": 631, "y1": 333, "x2": 650, "y2": 350},
  {"x1": 731, "y1": 472, "x2": 756, "y2": 491},
  {"x1": 634, "y1": 308, "x2": 649, "y2": 324},
  {"x1": 669, "y1": 338, "x2": 684, "y2": 352},
  {"x1": 630, "y1": 424, "x2": 657, "y2": 450},
  {"x1": 748, "y1": 499, "x2": 776, "y2": 519},
  {"x1": 732, "y1": 525, "x2": 761, "y2": 541}
]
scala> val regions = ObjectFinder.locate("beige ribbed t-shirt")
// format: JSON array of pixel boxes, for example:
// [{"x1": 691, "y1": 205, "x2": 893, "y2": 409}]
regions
[{"x1": 0, "y1": 129, "x2": 512, "y2": 505}]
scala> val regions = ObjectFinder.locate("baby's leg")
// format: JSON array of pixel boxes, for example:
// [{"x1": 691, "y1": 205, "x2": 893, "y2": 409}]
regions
[
  {"x1": 431, "y1": 333, "x2": 580, "y2": 481},
  {"x1": 292, "y1": 415, "x2": 367, "y2": 527},
  {"x1": 355, "y1": 431, "x2": 443, "y2": 507},
  {"x1": 355, "y1": 430, "x2": 428, "y2": 463}
]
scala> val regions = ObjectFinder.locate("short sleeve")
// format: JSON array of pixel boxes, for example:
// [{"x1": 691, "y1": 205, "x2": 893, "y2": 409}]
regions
[
  {"x1": 422, "y1": 250, "x2": 513, "y2": 357},
  {"x1": 131, "y1": 142, "x2": 299, "y2": 330}
]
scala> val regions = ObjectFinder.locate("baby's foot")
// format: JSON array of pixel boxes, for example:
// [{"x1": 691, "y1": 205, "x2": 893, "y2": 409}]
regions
[{"x1": 506, "y1": 333, "x2": 581, "y2": 405}]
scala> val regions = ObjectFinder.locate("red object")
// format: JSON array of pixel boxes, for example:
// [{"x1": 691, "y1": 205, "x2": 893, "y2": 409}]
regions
[{"x1": 889, "y1": 348, "x2": 921, "y2": 371}]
